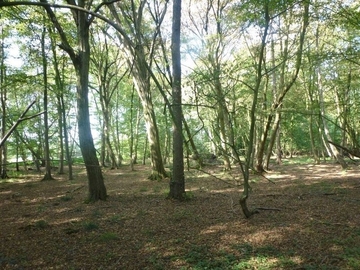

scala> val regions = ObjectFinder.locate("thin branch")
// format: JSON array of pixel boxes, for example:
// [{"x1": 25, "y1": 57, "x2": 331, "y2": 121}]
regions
[{"x1": 0, "y1": 101, "x2": 44, "y2": 148}]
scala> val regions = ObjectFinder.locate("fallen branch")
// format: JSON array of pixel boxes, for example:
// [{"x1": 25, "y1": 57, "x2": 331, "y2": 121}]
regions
[
  {"x1": 328, "y1": 140, "x2": 360, "y2": 159},
  {"x1": 255, "y1": 207, "x2": 281, "y2": 211},
  {"x1": 68, "y1": 185, "x2": 85, "y2": 193},
  {"x1": 261, "y1": 174, "x2": 276, "y2": 184},
  {"x1": 194, "y1": 167, "x2": 242, "y2": 187}
]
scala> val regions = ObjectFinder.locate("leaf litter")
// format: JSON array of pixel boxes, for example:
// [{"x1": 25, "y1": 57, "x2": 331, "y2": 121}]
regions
[{"x1": 0, "y1": 162, "x2": 359, "y2": 269}]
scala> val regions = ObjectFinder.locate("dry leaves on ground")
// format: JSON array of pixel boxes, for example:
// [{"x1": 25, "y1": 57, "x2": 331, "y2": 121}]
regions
[{"x1": 0, "y1": 161, "x2": 360, "y2": 269}]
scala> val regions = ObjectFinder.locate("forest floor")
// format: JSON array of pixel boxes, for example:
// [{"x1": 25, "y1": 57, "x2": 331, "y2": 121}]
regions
[{"x1": 0, "y1": 159, "x2": 360, "y2": 269}]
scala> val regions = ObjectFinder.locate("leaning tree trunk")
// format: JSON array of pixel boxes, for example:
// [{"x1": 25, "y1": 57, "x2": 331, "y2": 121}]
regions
[{"x1": 132, "y1": 57, "x2": 168, "y2": 180}]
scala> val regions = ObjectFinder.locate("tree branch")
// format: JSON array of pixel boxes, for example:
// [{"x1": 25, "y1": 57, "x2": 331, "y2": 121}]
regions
[{"x1": 0, "y1": 101, "x2": 44, "y2": 148}]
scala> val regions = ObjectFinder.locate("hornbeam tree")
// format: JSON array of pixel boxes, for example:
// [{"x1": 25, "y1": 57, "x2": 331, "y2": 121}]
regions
[
  {"x1": 0, "y1": 0, "x2": 109, "y2": 201},
  {"x1": 41, "y1": 0, "x2": 108, "y2": 200}
]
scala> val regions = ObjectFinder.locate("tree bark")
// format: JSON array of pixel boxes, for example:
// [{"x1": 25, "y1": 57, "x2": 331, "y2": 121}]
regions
[
  {"x1": 239, "y1": 0, "x2": 271, "y2": 218},
  {"x1": 108, "y1": 1, "x2": 168, "y2": 180},
  {"x1": 42, "y1": 0, "x2": 107, "y2": 200},
  {"x1": 169, "y1": 0, "x2": 185, "y2": 200},
  {"x1": 41, "y1": 18, "x2": 54, "y2": 181},
  {"x1": 255, "y1": 1, "x2": 309, "y2": 172},
  {"x1": 75, "y1": 1, "x2": 107, "y2": 200},
  {"x1": 0, "y1": 31, "x2": 7, "y2": 179},
  {"x1": 315, "y1": 25, "x2": 347, "y2": 169}
]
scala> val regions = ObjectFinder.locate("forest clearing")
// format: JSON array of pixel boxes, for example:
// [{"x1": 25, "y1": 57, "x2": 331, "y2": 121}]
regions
[{"x1": 0, "y1": 160, "x2": 359, "y2": 270}]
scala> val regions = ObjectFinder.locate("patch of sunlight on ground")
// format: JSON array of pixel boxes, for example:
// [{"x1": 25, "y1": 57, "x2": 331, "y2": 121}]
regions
[
  {"x1": 0, "y1": 178, "x2": 30, "y2": 184},
  {"x1": 329, "y1": 244, "x2": 343, "y2": 252},
  {"x1": 53, "y1": 207, "x2": 72, "y2": 214},
  {"x1": 200, "y1": 224, "x2": 227, "y2": 235},
  {"x1": 52, "y1": 217, "x2": 82, "y2": 225},
  {"x1": 267, "y1": 174, "x2": 294, "y2": 179}
]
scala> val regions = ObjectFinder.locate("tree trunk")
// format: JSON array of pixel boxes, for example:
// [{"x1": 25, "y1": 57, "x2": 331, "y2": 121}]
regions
[
  {"x1": 129, "y1": 93, "x2": 141, "y2": 169},
  {"x1": 132, "y1": 69, "x2": 167, "y2": 180},
  {"x1": 41, "y1": 20, "x2": 54, "y2": 181},
  {"x1": 42, "y1": 0, "x2": 107, "y2": 200},
  {"x1": 57, "y1": 95, "x2": 65, "y2": 174},
  {"x1": 50, "y1": 27, "x2": 72, "y2": 177},
  {"x1": 315, "y1": 26, "x2": 347, "y2": 169},
  {"x1": 108, "y1": 2, "x2": 167, "y2": 179},
  {"x1": 305, "y1": 85, "x2": 320, "y2": 164},
  {"x1": 60, "y1": 95, "x2": 73, "y2": 180},
  {"x1": 169, "y1": 0, "x2": 185, "y2": 200},
  {"x1": 76, "y1": 3, "x2": 107, "y2": 200},
  {"x1": 265, "y1": 111, "x2": 281, "y2": 169},
  {"x1": 256, "y1": 2, "x2": 309, "y2": 172},
  {"x1": 239, "y1": 0, "x2": 271, "y2": 218},
  {"x1": 0, "y1": 33, "x2": 7, "y2": 179}
]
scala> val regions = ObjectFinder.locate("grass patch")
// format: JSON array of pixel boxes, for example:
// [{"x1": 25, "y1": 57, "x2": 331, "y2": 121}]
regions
[
  {"x1": 99, "y1": 232, "x2": 119, "y2": 242},
  {"x1": 170, "y1": 209, "x2": 193, "y2": 222},
  {"x1": 184, "y1": 244, "x2": 239, "y2": 269},
  {"x1": 59, "y1": 194, "x2": 73, "y2": 201},
  {"x1": 108, "y1": 214, "x2": 123, "y2": 224},
  {"x1": 139, "y1": 187, "x2": 149, "y2": 193},
  {"x1": 82, "y1": 221, "x2": 99, "y2": 231},
  {"x1": 34, "y1": 219, "x2": 49, "y2": 229},
  {"x1": 148, "y1": 254, "x2": 165, "y2": 270},
  {"x1": 91, "y1": 209, "x2": 103, "y2": 218},
  {"x1": 36, "y1": 204, "x2": 47, "y2": 213}
]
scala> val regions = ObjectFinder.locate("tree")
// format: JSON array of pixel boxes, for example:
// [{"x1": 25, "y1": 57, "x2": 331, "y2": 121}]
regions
[
  {"x1": 90, "y1": 24, "x2": 126, "y2": 169},
  {"x1": 41, "y1": 0, "x2": 107, "y2": 201},
  {"x1": 108, "y1": 0, "x2": 169, "y2": 180},
  {"x1": 40, "y1": 13, "x2": 54, "y2": 181},
  {"x1": 0, "y1": 17, "x2": 7, "y2": 179},
  {"x1": 254, "y1": 0, "x2": 309, "y2": 172},
  {"x1": 169, "y1": 0, "x2": 185, "y2": 200}
]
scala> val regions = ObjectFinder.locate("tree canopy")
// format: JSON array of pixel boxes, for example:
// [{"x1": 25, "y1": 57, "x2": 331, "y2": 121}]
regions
[{"x1": 0, "y1": 0, "x2": 359, "y2": 213}]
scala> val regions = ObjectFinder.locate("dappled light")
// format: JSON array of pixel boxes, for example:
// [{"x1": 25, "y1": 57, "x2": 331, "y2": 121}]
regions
[{"x1": 0, "y1": 163, "x2": 359, "y2": 269}]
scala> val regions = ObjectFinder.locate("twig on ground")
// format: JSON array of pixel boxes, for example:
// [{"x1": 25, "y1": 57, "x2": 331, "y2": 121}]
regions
[
  {"x1": 261, "y1": 174, "x2": 276, "y2": 184},
  {"x1": 68, "y1": 185, "x2": 85, "y2": 193},
  {"x1": 194, "y1": 167, "x2": 242, "y2": 187},
  {"x1": 255, "y1": 207, "x2": 281, "y2": 211}
]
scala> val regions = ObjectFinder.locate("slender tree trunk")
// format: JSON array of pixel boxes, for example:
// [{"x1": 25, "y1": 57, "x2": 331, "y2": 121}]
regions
[
  {"x1": 305, "y1": 83, "x2": 320, "y2": 164},
  {"x1": 256, "y1": 2, "x2": 309, "y2": 172},
  {"x1": 57, "y1": 95, "x2": 65, "y2": 174},
  {"x1": 315, "y1": 26, "x2": 347, "y2": 169},
  {"x1": 169, "y1": 0, "x2": 185, "y2": 200},
  {"x1": 240, "y1": 0, "x2": 271, "y2": 218},
  {"x1": 0, "y1": 38, "x2": 7, "y2": 179},
  {"x1": 265, "y1": 111, "x2": 281, "y2": 169},
  {"x1": 60, "y1": 95, "x2": 73, "y2": 180},
  {"x1": 41, "y1": 21, "x2": 54, "y2": 181},
  {"x1": 50, "y1": 28, "x2": 72, "y2": 178},
  {"x1": 129, "y1": 87, "x2": 135, "y2": 170},
  {"x1": 163, "y1": 107, "x2": 171, "y2": 165}
]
